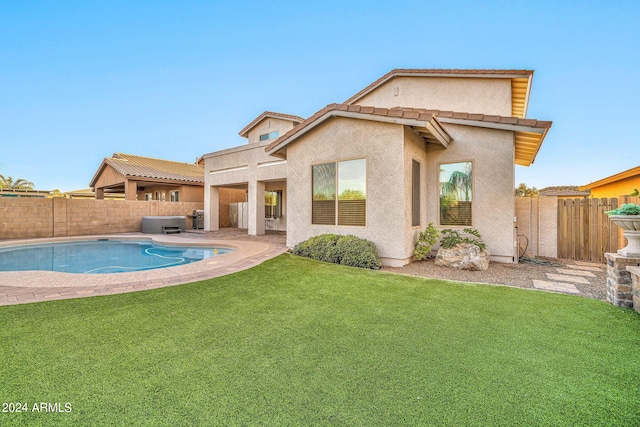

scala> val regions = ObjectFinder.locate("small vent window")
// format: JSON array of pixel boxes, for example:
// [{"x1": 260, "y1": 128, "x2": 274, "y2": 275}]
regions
[{"x1": 259, "y1": 131, "x2": 280, "y2": 141}]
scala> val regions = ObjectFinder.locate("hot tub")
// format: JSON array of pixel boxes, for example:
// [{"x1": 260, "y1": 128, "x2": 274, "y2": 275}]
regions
[{"x1": 141, "y1": 216, "x2": 186, "y2": 234}]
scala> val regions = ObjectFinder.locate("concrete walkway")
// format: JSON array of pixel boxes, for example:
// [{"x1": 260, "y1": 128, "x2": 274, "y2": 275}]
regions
[
  {"x1": 532, "y1": 261, "x2": 605, "y2": 295},
  {"x1": 0, "y1": 229, "x2": 288, "y2": 306}
]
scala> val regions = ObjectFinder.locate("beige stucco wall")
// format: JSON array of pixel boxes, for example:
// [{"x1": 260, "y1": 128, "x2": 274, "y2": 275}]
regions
[
  {"x1": 246, "y1": 117, "x2": 298, "y2": 144},
  {"x1": 403, "y1": 126, "x2": 429, "y2": 259},
  {"x1": 514, "y1": 196, "x2": 558, "y2": 259},
  {"x1": 425, "y1": 124, "x2": 516, "y2": 262},
  {"x1": 354, "y1": 76, "x2": 513, "y2": 116},
  {"x1": 203, "y1": 141, "x2": 287, "y2": 231},
  {"x1": 286, "y1": 117, "x2": 407, "y2": 264},
  {"x1": 538, "y1": 196, "x2": 558, "y2": 258}
]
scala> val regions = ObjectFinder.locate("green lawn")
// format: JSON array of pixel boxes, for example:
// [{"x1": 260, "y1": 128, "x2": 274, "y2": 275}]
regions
[{"x1": 1, "y1": 254, "x2": 639, "y2": 426}]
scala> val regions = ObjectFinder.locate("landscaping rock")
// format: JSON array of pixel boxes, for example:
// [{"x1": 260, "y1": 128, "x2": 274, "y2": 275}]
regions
[{"x1": 434, "y1": 243, "x2": 490, "y2": 271}]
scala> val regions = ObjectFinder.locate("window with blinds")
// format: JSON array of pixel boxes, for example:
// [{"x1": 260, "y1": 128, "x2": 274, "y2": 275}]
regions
[
  {"x1": 412, "y1": 160, "x2": 420, "y2": 226},
  {"x1": 312, "y1": 163, "x2": 336, "y2": 225},
  {"x1": 439, "y1": 161, "x2": 473, "y2": 226},
  {"x1": 312, "y1": 159, "x2": 366, "y2": 226}
]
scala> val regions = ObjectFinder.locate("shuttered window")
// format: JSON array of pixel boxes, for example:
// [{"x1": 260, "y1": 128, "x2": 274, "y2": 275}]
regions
[
  {"x1": 312, "y1": 159, "x2": 366, "y2": 226},
  {"x1": 312, "y1": 163, "x2": 336, "y2": 225},
  {"x1": 412, "y1": 160, "x2": 420, "y2": 226}
]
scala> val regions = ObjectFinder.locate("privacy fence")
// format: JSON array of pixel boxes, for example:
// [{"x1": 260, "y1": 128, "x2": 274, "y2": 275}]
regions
[
  {"x1": 516, "y1": 195, "x2": 639, "y2": 263},
  {"x1": 0, "y1": 198, "x2": 204, "y2": 239}
]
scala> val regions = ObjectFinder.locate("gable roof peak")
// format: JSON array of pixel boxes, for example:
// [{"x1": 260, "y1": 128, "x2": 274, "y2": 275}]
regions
[
  {"x1": 344, "y1": 68, "x2": 535, "y2": 116},
  {"x1": 239, "y1": 111, "x2": 305, "y2": 137}
]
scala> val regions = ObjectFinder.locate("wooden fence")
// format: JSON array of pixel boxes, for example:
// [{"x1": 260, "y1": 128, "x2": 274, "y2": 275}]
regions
[{"x1": 557, "y1": 196, "x2": 639, "y2": 262}]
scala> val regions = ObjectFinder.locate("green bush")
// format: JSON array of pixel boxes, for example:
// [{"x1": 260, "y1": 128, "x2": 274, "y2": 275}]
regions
[
  {"x1": 292, "y1": 234, "x2": 340, "y2": 263},
  {"x1": 335, "y1": 235, "x2": 381, "y2": 269},
  {"x1": 292, "y1": 234, "x2": 381, "y2": 269},
  {"x1": 414, "y1": 222, "x2": 439, "y2": 261},
  {"x1": 440, "y1": 228, "x2": 486, "y2": 250}
]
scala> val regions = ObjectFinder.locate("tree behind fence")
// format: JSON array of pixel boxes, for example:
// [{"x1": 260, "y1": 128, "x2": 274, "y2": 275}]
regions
[{"x1": 557, "y1": 197, "x2": 623, "y2": 262}]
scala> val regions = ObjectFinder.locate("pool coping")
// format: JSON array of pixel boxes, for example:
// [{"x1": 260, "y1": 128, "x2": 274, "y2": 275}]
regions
[{"x1": 0, "y1": 233, "x2": 289, "y2": 306}]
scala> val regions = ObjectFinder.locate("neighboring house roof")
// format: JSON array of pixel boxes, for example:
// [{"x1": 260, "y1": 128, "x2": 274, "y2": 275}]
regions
[
  {"x1": 64, "y1": 188, "x2": 125, "y2": 199},
  {"x1": 344, "y1": 68, "x2": 534, "y2": 118},
  {"x1": 265, "y1": 103, "x2": 552, "y2": 166},
  {"x1": 89, "y1": 153, "x2": 204, "y2": 188},
  {"x1": 539, "y1": 187, "x2": 590, "y2": 197},
  {"x1": 0, "y1": 189, "x2": 52, "y2": 198},
  {"x1": 238, "y1": 111, "x2": 305, "y2": 138},
  {"x1": 579, "y1": 165, "x2": 640, "y2": 191}
]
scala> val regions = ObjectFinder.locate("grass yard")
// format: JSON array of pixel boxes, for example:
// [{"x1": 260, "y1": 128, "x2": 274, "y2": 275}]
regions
[{"x1": 1, "y1": 254, "x2": 639, "y2": 426}]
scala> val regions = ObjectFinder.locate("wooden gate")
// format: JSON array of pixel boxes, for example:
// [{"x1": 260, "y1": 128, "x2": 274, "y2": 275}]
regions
[{"x1": 557, "y1": 198, "x2": 620, "y2": 262}]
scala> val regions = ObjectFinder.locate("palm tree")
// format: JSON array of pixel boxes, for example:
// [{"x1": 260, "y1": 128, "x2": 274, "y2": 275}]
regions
[
  {"x1": 440, "y1": 163, "x2": 472, "y2": 202},
  {"x1": 0, "y1": 174, "x2": 35, "y2": 190},
  {"x1": 440, "y1": 163, "x2": 472, "y2": 226}
]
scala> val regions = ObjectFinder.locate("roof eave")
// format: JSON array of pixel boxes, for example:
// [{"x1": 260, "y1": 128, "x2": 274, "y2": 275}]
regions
[
  {"x1": 579, "y1": 165, "x2": 640, "y2": 190},
  {"x1": 266, "y1": 109, "x2": 452, "y2": 156}
]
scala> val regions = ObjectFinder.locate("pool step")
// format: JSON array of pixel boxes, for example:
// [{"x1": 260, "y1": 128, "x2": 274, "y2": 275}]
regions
[{"x1": 162, "y1": 226, "x2": 182, "y2": 234}]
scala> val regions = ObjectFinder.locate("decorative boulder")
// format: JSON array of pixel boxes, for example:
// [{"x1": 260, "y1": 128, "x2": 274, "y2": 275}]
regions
[{"x1": 434, "y1": 243, "x2": 490, "y2": 271}]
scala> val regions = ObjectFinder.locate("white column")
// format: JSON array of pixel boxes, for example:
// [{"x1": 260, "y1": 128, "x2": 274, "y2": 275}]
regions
[
  {"x1": 248, "y1": 180, "x2": 265, "y2": 236},
  {"x1": 205, "y1": 186, "x2": 219, "y2": 231}
]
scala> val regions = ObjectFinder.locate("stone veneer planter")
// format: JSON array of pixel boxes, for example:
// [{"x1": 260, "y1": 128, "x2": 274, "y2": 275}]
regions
[
  {"x1": 629, "y1": 265, "x2": 640, "y2": 314},
  {"x1": 609, "y1": 215, "x2": 640, "y2": 257},
  {"x1": 605, "y1": 253, "x2": 640, "y2": 309}
]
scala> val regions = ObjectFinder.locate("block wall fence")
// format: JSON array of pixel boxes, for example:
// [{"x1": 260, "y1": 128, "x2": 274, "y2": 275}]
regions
[
  {"x1": 515, "y1": 196, "x2": 558, "y2": 259},
  {"x1": 0, "y1": 198, "x2": 204, "y2": 239}
]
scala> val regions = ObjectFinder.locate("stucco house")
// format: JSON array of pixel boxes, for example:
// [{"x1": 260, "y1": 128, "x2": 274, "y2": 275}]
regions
[
  {"x1": 579, "y1": 165, "x2": 640, "y2": 198},
  {"x1": 202, "y1": 69, "x2": 552, "y2": 266}
]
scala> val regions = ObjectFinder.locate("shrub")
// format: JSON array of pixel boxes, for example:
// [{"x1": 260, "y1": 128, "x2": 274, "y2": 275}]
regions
[
  {"x1": 414, "y1": 222, "x2": 439, "y2": 261},
  {"x1": 334, "y1": 235, "x2": 381, "y2": 270},
  {"x1": 440, "y1": 228, "x2": 486, "y2": 250},
  {"x1": 292, "y1": 234, "x2": 381, "y2": 269},
  {"x1": 292, "y1": 234, "x2": 340, "y2": 263}
]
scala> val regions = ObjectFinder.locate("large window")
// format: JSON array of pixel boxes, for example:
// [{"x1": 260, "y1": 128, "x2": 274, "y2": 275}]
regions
[
  {"x1": 439, "y1": 161, "x2": 472, "y2": 226},
  {"x1": 412, "y1": 160, "x2": 420, "y2": 227},
  {"x1": 170, "y1": 190, "x2": 180, "y2": 202},
  {"x1": 312, "y1": 159, "x2": 366, "y2": 226}
]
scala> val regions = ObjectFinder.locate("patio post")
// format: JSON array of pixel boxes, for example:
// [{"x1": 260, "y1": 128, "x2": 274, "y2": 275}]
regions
[
  {"x1": 248, "y1": 180, "x2": 265, "y2": 236},
  {"x1": 205, "y1": 186, "x2": 220, "y2": 231}
]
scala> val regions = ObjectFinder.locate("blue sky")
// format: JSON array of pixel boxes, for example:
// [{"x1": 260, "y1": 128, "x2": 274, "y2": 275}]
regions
[{"x1": 1, "y1": 0, "x2": 638, "y2": 192}]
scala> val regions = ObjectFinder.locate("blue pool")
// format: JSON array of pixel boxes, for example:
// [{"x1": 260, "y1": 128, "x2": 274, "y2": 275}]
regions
[{"x1": 0, "y1": 240, "x2": 233, "y2": 274}]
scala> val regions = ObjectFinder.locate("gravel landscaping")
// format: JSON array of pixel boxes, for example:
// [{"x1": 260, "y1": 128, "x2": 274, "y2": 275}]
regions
[{"x1": 383, "y1": 257, "x2": 608, "y2": 301}]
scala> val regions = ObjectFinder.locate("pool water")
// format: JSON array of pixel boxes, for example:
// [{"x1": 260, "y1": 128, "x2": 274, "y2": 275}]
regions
[{"x1": 0, "y1": 240, "x2": 233, "y2": 274}]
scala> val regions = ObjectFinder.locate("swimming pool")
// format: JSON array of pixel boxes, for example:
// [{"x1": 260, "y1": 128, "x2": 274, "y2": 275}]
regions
[{"x1": 0, "y1": 240, "x2": 233, "y2": 274}]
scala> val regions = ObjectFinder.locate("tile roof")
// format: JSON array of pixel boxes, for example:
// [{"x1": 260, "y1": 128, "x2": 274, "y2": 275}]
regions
[
  {"x1": 345, "y1": 68, "x2": 534, "y2": 105},
  {"x1": 539, "y1": 188, "x2": 590, "y2": 197},
  {"x1": 238, "y1": 111, "x2": 305, "y2": 137},
  {"x1": 266, "y1": 103, "x2": 550, "y2": 151},
  {"x1": 265, "y1": 103, "x2": 552, "y2": 166},
  {"x1": 90, "y1": 153, "x2": 204, "y2": 187}
]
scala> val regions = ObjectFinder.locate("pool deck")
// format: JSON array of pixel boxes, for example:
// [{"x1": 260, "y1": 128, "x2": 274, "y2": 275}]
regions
[{"x1": 0, "y1": 229, "x2": 288, "y2": 306}]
